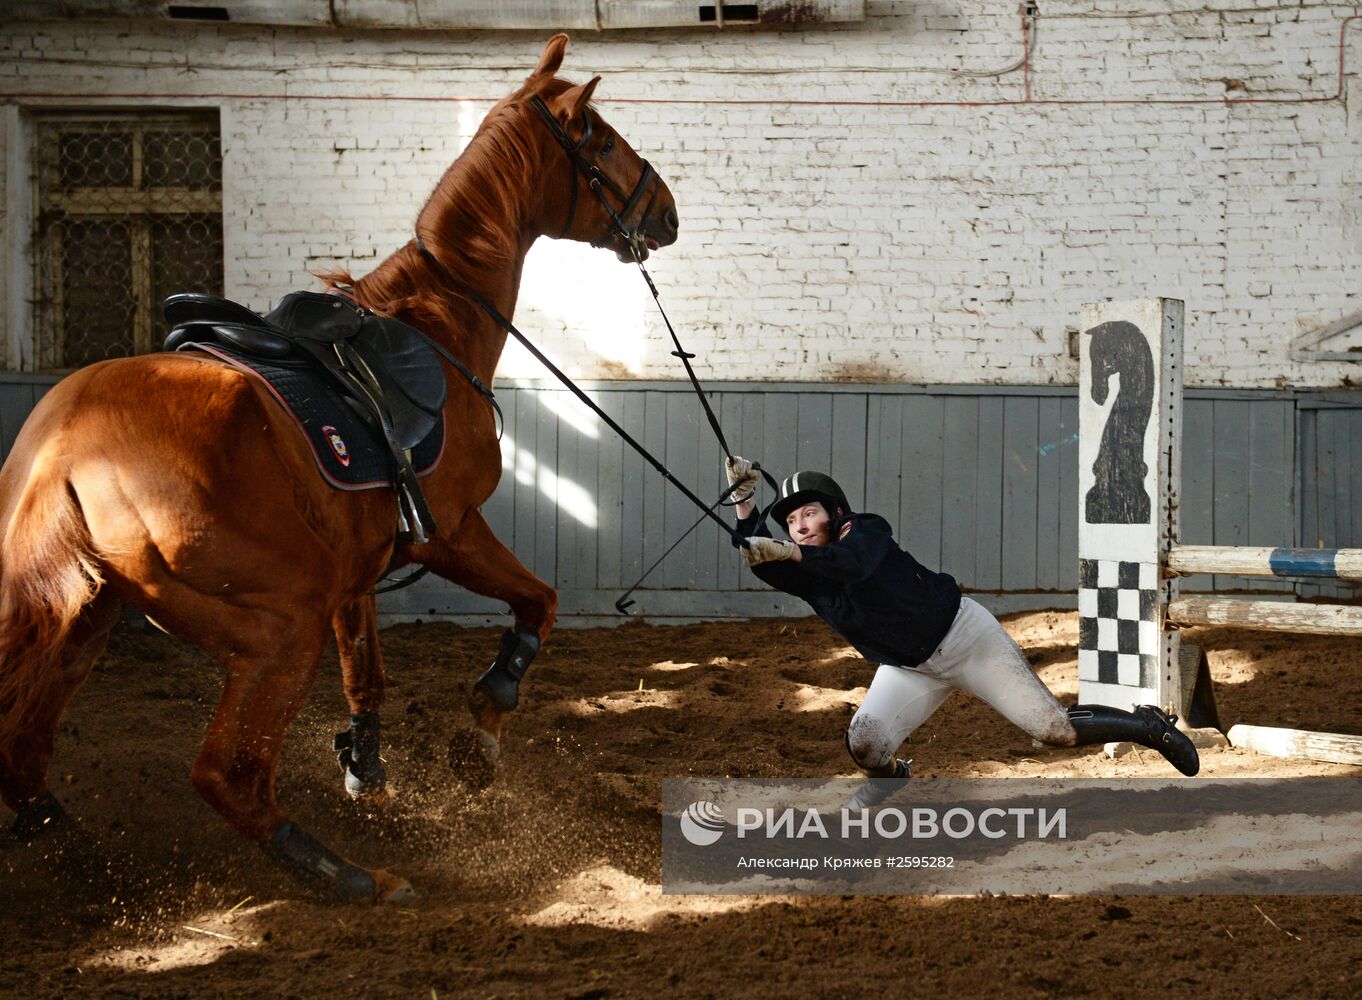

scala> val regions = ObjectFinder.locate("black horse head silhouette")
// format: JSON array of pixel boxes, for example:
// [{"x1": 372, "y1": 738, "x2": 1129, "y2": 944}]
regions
[{"x1": 1085, "y1": 320, "x2": 1154, "y2": 525}]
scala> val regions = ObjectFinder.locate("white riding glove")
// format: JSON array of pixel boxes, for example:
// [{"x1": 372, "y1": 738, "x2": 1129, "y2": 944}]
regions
[
  {"x1": 724, "y1": 455, "x2": 759, "y2": 504},
  {"x1": 742, "y1": 536, "x2": 798, "y2": 567}
]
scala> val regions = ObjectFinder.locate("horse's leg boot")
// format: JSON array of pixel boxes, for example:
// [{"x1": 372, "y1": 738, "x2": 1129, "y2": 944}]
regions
[
  {"x1": 472, "y1": 627, "x2": 540, "y2": 712},
  {"x1": 266, "y1": 821, "x2": 413, "y2": 904},
  {"x1": 334, "y1": 711, "x2": 388, "y2": 800},
  {"x1": 1068, "y1": 704, "x2": 1201, "y2": 776}
]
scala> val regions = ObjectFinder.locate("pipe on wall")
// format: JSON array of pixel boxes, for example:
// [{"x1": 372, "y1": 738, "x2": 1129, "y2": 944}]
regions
[{"x1": 9, "y1": 1, "x2": 866, "y2": 30}]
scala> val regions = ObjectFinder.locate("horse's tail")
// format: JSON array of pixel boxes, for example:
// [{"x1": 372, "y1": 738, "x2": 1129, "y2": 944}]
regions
[{"x1": 0, "y1": 456, "x2": 103, "y2": 753}]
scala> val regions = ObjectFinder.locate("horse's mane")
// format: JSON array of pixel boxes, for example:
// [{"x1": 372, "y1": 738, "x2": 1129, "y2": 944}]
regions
[{"x1": 319, "y1": 78, "x2": 579, "y2": 343}]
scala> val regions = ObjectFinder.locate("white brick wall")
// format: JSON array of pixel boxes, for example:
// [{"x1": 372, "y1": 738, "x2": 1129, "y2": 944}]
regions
[{"x1": 2, "y1": 2, "x2": 1361, "y2": 386}]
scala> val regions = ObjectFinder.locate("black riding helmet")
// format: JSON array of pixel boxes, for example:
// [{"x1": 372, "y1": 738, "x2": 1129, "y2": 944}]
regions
[{"x1": 770, "y1": 471, "x2": 851, "y2": 531}]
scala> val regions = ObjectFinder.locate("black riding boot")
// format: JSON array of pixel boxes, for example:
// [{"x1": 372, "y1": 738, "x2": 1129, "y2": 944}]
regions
[{"x1": 1068, "y1": 704, "x2": 1200, "y2": 776}]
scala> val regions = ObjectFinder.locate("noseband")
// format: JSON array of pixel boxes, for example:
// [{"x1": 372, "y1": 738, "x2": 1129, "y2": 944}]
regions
[{"x1": 529, "y1": 94, "x2": 661, "y2": 253}]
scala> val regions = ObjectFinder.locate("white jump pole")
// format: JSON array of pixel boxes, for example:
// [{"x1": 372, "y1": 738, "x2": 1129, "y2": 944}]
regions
[{"x1": 1077, "y1": 299, "x2": 1184, "y2": 712}]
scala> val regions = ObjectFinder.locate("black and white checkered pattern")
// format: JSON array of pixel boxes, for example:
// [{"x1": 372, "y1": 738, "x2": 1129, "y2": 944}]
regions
[{"x1": 1078, "y1": 558, "x2": 1159, "y2": 688}]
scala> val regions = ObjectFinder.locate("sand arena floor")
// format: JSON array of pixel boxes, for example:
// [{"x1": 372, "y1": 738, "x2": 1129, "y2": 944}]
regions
[{"x1": 2, "y1": 611, "x2": 1361, "y2": 998}]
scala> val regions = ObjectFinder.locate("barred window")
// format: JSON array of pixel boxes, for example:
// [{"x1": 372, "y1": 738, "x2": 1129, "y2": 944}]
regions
[{"x1": 33, "y1": 111, "x2": 223, "y2": 370}]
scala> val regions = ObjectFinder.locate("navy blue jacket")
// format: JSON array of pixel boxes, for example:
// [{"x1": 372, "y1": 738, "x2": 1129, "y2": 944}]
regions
[{"x1": 736, "y1": 509, "x2": 961, "y2": 667}]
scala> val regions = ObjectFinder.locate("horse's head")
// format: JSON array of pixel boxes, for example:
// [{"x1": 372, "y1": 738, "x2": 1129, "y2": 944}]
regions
[{"x1": 522, "y1": 34, "x2": 679, "y2": 262}]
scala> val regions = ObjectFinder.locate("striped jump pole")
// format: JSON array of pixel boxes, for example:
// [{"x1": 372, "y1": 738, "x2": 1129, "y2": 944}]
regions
[
  {"x1": 1078, "y1": 299, "x2": 1362, "y2": 765},
  {"x1": 1167, "y1": 546, "x2": 1362, "y2": 581}
]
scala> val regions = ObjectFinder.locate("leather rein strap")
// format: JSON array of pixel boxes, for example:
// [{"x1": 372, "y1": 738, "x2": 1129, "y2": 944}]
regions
[{"x1": 414, "y1": 238, "x2": 750, "y2": 548}]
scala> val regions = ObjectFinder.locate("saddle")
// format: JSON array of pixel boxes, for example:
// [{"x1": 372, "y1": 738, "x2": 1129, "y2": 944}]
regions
[{"x1": 163, "y1": 290, "x2": 448, "y2": 543}]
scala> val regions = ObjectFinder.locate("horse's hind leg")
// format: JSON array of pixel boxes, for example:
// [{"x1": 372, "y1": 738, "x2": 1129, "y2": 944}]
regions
[
  {"x1": 188, "y1": 609, "x2": 410, "y2": 903},
  {"x1": 331, "y1": 597, "x2": 391, "y2": 805},
  {"x1": 1, "y1": 591, "x2": 122, "y2": 837}
]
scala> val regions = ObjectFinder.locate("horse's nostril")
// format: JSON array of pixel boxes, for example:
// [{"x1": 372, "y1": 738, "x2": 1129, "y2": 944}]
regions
[{"x1": 664, "y1": 208, "x2": 678, "y2": 232}]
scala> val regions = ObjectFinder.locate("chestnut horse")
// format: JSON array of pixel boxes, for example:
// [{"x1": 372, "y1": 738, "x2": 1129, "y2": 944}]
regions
[{"x1": 0, "y1": 34, "x2": 677, "y2": 902}]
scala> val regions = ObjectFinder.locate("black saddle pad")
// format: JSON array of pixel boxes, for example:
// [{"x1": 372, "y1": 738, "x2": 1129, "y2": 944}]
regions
[{"x1": 188, "y1": 341, "x2": 445, "y2": 490}]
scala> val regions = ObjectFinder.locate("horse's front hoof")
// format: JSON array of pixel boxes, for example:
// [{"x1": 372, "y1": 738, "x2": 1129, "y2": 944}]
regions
[
  {"x1": 371, "y1": 868, "x2": 416, "y2": 906},
  {"x1": 11, "y1": 791, "x2": 67, "y2": 840},
  {"x1": 447, "y1": 728, "x2": 499, "y2": 790},
  {"x1": 342, "y1": 762, "x2": 391, "y2": 805}
]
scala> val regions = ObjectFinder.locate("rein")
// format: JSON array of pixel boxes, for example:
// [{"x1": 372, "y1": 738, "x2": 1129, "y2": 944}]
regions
[{"x1": 414, "y1": 238, "x2": 750, "y2": 550}]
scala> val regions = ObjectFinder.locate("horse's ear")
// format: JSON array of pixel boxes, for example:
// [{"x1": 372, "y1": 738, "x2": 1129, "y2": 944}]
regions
[
  {"x1": 558, "y1": 75, "x2": 601, "y2": 120},
  {"x1": 530, "y1": 33, "x2": 569, "y2": 83}
]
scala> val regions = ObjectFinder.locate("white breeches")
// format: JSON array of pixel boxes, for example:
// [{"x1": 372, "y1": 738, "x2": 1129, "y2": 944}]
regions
[{"x1": 845, "y1": 597, "x2": 1076, "y2": 770}]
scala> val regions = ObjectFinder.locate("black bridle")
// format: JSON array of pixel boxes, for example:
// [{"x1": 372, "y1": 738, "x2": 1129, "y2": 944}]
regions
[{"x1": 528, "y1": 94, "x2": 662, "y2": 253}]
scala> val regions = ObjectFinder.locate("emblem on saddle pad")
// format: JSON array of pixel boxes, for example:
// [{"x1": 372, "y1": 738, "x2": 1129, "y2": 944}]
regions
[{"x1": 322, "y1": 425, "x2": 350, "y2": 467}]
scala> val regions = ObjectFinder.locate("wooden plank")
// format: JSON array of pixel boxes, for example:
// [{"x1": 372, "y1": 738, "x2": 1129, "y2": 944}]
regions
[
  {"x1": 713, "y1": 391, "x2": 744, "y2": 593},
  {"x1": 595, "y1": 389, "x2": 624, "y2": 590},
  {"x1": 1227, "y1": 724, "x2": 1362, "y2": 766},
  {"x1": 737, "y1": 390, "x2": 767, "y2": 592},
  {"x1": 974, "y1": 396, "x2": 1005, "y2": 591},
  {"x1": 1335, "y1": 408, "x2": 1355, "y2": 547},
  {"x1": 663, "y1": 391, "x2": 702, "y2": 590},
  {"x1": 533, "y1": 388, "x2": 560, "y2": 585},
  {"x1": 554, "y1": 399, "x2": 582, "y2": 591},
  {"x1": 618, "y1": 391, "x2": 647, "y2": 591},
  {"x1": 1317, "y1": 408, "x2": 1361, "y2": 601},
  {"x1": 1001, "y1": 396, "x2": 1040, "y2": 591},
  {"x1": 1211, "y1": 399, "x2": 1251, "y2": 592},
  {"x1": 1034, "y1": 396, "x2": 1065, "y2": 591},
  {"x1": 1168, "y1": 596, "x2": 1362, "y2": 636},
  {"x1": 1298, "y1": 407, "x2": 1320, "y2": 551},
  {"x1": 829, "y1": 393, "x2": 868, "y2": 514},
  {"x1": 940, "y1": 396, "x2": 978, "y2": 585},
  {"x1": 1350, "y1": 409, "x2": 1362, "y2": 549},
  {"x1": 761, "y1": 391, "x2": 800, "y2": 518},
  {"x1": 1246, "y1": 401, "x2": 1294, "y2": 593},
  {"x1": 511, "y1": 389, "x2": 540, "y2": 576},
  {"x1": 1057, "y1": 394, "x2": 1079, "y2": 592},
  {"x1": 1179, "y1": 397, "x2": 1216, "y2": 592},
  {"x1": 572, "y1": 393, "x2": 600, "y2": 593},
  {"x1": 795, "y1": 392, "x2": 834, "y2": 481},
  {"x1": 863, "y1": 395, "x2": 901, "y2": 531},
  {"x1": 1168, "y1": 546, "x2": 1362, "y2": 581},
  {"x1": 642, "y1": 389, "x2": 669, "y2": 591},
  {"x1": 1316, "y1": 406, "x2": 1339, "y2": 551},
  {"x1": 0, "y1": 382, "x2": 36, "y2": 462},
  {"x1": 688, "y1": 391, "x2": 724, "y2": 594},
  {"x1": 899, "y1": 395, "x2": 944, "y2": 567}
]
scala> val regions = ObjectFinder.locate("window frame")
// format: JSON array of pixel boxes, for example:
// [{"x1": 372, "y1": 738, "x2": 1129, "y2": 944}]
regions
[{"x1": 29, "y1": 107, "x2": 224, "y2": 373}]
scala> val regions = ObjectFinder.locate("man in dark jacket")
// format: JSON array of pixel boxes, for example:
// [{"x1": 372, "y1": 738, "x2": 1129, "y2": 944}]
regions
[{"x1": 726, "y1": 458, "x2": 1199, "y2": 783}]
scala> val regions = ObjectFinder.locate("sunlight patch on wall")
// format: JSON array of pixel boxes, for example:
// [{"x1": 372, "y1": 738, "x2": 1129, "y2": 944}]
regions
[
  {"x1": 510, "y1": 381, "x2": 602, "y2": 440},
  {"x1": 512, "y1": 238, "x2": 651, "y2": 376},
  {"x1": 499, "y1": 433, "x2": 599, "y2": 528}
]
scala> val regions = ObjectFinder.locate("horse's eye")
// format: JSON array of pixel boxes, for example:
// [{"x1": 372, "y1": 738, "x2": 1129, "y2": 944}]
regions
[{"x1": 601, "y1": 138, "x2": 616, "y2": 156}]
